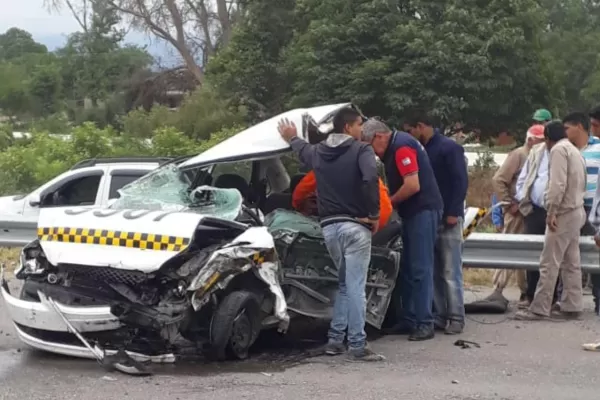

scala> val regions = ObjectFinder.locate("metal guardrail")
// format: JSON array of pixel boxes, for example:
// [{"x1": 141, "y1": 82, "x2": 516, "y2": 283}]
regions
[
  {"x1": 0, "y1": 215, "x2": 37, "y2": 248},
  {"x1": 463, "y1": 233, "x2": 600, "y2": 273},
  {"x1": 1, "y1": 217, "x2": 599, "y2": 273}
]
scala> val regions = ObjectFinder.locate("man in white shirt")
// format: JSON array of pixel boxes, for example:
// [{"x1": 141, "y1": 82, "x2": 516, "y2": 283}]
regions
[{"x1": 516, "y1": 139, "x2": 560, "y2": 308}]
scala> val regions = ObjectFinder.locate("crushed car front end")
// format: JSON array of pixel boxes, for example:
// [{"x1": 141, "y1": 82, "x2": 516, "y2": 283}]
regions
[{"x1": 1, "y1": 178, "x2": 289, "y2": 362}]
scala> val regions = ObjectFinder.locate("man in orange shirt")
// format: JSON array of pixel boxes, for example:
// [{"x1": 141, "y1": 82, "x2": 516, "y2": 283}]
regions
[{"x1": 292, "y1": 170, "x2": 393, "y2": 232}]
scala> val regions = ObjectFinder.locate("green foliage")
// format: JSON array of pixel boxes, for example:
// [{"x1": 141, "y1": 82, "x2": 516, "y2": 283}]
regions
[
  {"x1": 540, "y1": 0, "x2": 600, "y2": 113},
  {"x1": 0, "y1": 63, "x2": 31, "y2": 117},
  {"x1": 0, "y1": 123, "x2": 13, "y2": 151},
  {"x1": 120, "y1": 105, "x2": 175, "y2": 138},
  {"x1": 0, "y1": 121, "x2": 246, "y2": 196},
  {"x1": 175, "y1": 85, "x2": 247, "y2": 140},
  {"x1": 0, "y1": 28, "x2": 47, "y2": 61},
  {"x1": 28, "y1": 113, "x2": 71, "y2": 134},
  {"x1": 281, "y1": 0, "x2": 556, "y2": 132},
  {"x1": 28, "y1": 62, "x2": 64, "y2": 116},
  {"x1": 120, "y1": 85, "x2": 246, "y2": 140},
  {"x1": 207, "y1": 0, "x2": 295, "y2": 123},
  {"x1": 150, "y1": 126, "x2": 201, "y2": 157}
]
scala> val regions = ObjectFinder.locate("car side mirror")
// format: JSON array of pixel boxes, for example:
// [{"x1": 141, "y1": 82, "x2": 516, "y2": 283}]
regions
[{"x1": 29, "y1": 193, "x2": 41, "y2": 207}]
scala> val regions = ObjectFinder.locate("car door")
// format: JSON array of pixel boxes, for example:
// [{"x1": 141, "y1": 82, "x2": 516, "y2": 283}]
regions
[{"x1": 22, "y1": 167, "x2": 108, "y2": 218}]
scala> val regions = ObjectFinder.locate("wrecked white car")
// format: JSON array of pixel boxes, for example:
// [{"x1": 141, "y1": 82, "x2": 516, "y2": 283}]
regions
[{"x1": 1, "y1": 103, "x2": 404, "y2": 367}]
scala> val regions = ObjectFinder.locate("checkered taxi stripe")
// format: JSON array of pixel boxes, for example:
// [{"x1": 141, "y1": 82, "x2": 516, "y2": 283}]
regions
[
  {"x1": 37, "y1": 227, "x2": 190, "y2": 252},
  {"x1": 462, "y1": 207, "x2": 488, "y2": 239}
]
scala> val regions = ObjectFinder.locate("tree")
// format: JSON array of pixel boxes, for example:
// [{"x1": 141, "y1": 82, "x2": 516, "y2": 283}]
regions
[
  {"x1": 0, "y1": 63, "x2": 31, "y2": 118},
  {"x1": 47, "y1": 0, "x2": 244, "y2": 83},
  {"x1": 207, "y1": 0, "x2": 296, "y2": 123},
  {"x1": 56, "y1": 2, "x2": 152, "y2": 106},
  {"x1": 28, "y1": 62, "x2": 64, "y2": 116},
  {"x1": 540, "y1": 0, "x2": 600, "y2": 113},
  {"x1": 280, "y1": 0, "x2": 557, "y2": 134},
  {"x1": 0, "y1": 28, "x2": 48, "y2": 61}
]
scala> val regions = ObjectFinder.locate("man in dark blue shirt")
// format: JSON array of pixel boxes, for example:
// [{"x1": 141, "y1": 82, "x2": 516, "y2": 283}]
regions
[
  {"x1": 404, "y1": 112, "x2": 468, "y2": 335},
  {"x1": 362, "y1": 119, "x2": 443, "y2": 341}
]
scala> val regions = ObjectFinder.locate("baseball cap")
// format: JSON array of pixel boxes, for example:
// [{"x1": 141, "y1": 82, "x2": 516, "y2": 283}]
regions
[
  {"x1": 532, "y1": 109, "x2": 552, "y2": 122},
  {"x1": 526, "y1": 124, "x2": 545, "y2": 139}
]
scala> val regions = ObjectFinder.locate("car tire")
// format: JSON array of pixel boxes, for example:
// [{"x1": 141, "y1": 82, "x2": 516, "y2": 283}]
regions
[{"x1": 208, "y1": 290, "x2": 261, "y2": 361}]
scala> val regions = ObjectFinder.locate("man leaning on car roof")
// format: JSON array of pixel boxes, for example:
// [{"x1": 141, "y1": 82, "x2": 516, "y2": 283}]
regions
[{"x1": 277, "y1": 107, "x2": 385, "y2": 362}]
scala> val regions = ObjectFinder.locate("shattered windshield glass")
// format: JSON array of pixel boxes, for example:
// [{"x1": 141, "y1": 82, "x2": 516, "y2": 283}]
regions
[{"x1": 110, "y1": 164, "x2": 243, "y2": 220}]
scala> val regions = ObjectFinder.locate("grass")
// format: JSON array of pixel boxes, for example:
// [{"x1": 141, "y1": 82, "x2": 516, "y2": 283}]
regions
[
  {"x1": 0, "y1": 169, "x2": 503, "y2": 287},
  {"x1": 0, "y1": 247, "x2": 20, "y2": 278}
]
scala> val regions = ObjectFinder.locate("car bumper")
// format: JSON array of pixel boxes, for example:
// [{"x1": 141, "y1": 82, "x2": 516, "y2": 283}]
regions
[{"x1": 1, "y1": 270, "x2": 174, "y2": 363}]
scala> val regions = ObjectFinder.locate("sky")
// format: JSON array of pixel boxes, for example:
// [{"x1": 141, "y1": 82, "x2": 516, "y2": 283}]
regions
[{"x1": 0, "y1": 0, "x2": 173, "y2": 62}]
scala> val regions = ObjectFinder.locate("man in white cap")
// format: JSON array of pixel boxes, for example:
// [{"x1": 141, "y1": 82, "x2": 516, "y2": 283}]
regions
[{"x1": 489, "y1": 124, "x2": 545, "y2": 305}]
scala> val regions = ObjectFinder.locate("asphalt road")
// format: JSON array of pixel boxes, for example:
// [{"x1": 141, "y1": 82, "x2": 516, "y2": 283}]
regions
[{"x1": 1, "y1": 285, "x2": 600, "y2": 400}]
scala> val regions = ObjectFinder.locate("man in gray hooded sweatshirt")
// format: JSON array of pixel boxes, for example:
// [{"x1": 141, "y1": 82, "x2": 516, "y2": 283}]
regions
[{"x1": 277, "y1": 107, "x2": 383, "y2": 362}]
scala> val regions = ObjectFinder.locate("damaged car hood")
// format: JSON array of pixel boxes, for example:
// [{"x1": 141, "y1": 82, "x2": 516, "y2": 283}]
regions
[{"x1": 37, "y1": 207, "x2": 205, "y2": 273}]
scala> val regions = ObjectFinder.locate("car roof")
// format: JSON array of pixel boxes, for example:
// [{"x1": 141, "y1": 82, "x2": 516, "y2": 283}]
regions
[
  {"x1": 70, "y1": 157, "x2": 173, "y2": 170},
  {"x1": 179, "y1": 103, "x2": 358, "y2": 170}
]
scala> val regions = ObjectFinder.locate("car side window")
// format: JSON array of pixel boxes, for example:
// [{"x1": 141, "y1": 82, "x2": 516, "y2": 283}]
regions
[
  {"x1": 41, "y1": 175, "x2": 102, "y2": 207},
  {"x1": 108, "y1": 174, "x2": 146, "y2": 199},
  {"x1": 210, "y1": 161, "x2": 253, "y2": 187}
]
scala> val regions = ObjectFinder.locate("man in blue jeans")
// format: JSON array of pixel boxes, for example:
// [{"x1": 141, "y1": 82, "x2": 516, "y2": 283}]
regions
[
  {"x1": 404, "y1": 113, "x2": 468, "y2": 335},
  {"x1": 277, "y1": 107, "x2": 384, "y2": 361},
  {"x1": 361, "y1": 119, "x2": 443, "y2": 341}
]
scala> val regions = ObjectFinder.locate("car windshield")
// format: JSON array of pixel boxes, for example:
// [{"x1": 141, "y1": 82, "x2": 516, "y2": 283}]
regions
[{"x1": 109, "y1": 163, "x2": 243, "y2": 221}]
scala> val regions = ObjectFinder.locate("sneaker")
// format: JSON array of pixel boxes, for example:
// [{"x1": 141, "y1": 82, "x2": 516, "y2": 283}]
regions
[
  {"x1": 444, "y1": 321, "x2": 464, "y2": 335},
  {"x1": 324, "y1": 341, "x2": 346, "y2": 356},
  {"x1": 347, "y1": 346, "x2": 386, "y2": 362},
  {"x1": 408, "y1": 326, "x2": 435, "y2": 341},
  {"x1": 514, "y1": 310, "x2": 547, "y2": 321},
  {"x1": 551, "y1": 302, "x2": 561, "y2": 312}
]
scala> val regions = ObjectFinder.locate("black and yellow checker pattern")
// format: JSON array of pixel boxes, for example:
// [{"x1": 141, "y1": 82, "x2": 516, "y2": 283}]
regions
[
  {"x1": 462, "y1": 208, "x2": 488, "y2": 239},
  {"x1": 37, "y1": 227, "x2": 190, "y2": 252},
  {"x1": 252, "y1": 252, "x2": 266, "y2": 264}
]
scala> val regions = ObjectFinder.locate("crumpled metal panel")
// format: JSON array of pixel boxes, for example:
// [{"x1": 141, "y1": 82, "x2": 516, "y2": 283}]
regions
[{"x1": 187, "y1": 226, "x2": 290, "y2": 331}]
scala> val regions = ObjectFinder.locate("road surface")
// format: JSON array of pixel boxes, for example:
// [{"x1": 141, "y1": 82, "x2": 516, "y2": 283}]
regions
[{"x1": 1, "y1": 285, "x2": 599, "y2": 400}]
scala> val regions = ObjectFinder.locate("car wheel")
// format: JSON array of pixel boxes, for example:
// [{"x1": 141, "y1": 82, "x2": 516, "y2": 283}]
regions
[{"x1": 208, "y1": 290, "x2": 261, "y2": 361}]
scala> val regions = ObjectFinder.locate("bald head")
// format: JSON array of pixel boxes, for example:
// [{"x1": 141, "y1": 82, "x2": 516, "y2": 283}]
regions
[{"x1": 361, "y1": 119, "x2": 392, "y2": 142}]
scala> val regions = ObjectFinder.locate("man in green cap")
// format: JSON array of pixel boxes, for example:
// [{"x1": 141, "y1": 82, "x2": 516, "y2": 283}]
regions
[{"x1": 533, "y1": 109, "x2": 553, "y2": 125}]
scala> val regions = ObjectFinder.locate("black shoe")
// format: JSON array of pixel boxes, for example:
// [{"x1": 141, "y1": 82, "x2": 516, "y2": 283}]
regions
[
  {"x1": 408, "y1": 326, "x2": 434, "y2": 341},
  {"x1": 324, "y1": 342, "x2": 346, "y2": 356},
  {"x1": 382, "y1": 323, "x2": 414, "y2": 335}
]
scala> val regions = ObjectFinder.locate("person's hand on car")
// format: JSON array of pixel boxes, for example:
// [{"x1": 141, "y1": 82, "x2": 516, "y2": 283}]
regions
[{"x1": 278, "y1": 118, "x2": 298, "y2": 142}]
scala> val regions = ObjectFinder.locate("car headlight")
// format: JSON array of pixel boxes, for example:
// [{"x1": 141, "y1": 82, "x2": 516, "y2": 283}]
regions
[{"x1": 15, "y1": 242, "x2": 46, "y2": 278}]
